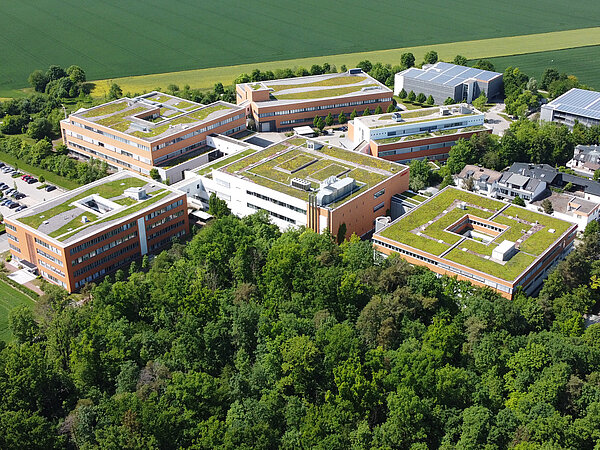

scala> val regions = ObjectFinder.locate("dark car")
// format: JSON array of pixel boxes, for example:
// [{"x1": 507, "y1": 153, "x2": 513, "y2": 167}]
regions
[
  {"x1": 15, "y1": 205, "x2": 27, "y2": 212},
  {"x1": 8, "y1": 202, "x2": 19, "y2": 209},
  {"x1": 27, "y1": 178, "x2": 38, "y2": 184},
  {"x1": 45, "y1": 185, "x2": 56, "y2": 192}
]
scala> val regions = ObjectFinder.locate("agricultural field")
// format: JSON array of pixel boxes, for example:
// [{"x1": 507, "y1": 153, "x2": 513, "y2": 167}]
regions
[
  {"x1": 1, "y1": 0, "x2": 600, "y2": 97},
  {"x1": 0, "y1": 279, "x2": 36, "y2": 342},
  {"x1": 476, "y1": 45, "x2": 600, "y2": 89}
]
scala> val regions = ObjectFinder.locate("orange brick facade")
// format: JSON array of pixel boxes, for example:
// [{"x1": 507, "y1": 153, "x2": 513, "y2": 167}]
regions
[
  {"x1": 237, "y1": 85, "x2": 393, "y2": 132},
  {"x1": 5, "y1": 194, "x2": 189, "y2": 292}
]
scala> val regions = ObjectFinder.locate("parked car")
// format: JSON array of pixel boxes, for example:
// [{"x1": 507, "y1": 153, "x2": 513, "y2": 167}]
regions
[
  {"x1": 45, "y1": 185, "x2": 56, "y2": 192},
  {"x1": 21, "y1": 174, "x2": 29, "y2": 180},
  {"x1": 1, "y1": 199, "x2": 12, "y2": 206},
  {"x1": 26, "y1": 178, "x2": 38, "y2": 184},
  {"x1": 15, "y1": 205, "x2": 27, "y2": 212},
  {"x1": 15, "y1": 193, "x2": 25, "y2": 200},
  {"x1": 0, "y1": 162, "x2": 5, "y2": 168},
  {"x1": 0, "y1": 185, "x2": 10, "y2": 191},
  {"x1": 8, "y1": 202, "x2": 19, "y2": 209}
]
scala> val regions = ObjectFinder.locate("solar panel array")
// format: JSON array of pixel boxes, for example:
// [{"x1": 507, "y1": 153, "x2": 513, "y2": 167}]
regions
[
  {"x1": 400, "y1": 62, "x2": 502, "y2": 87},
  {"x1": 548, "y1": 88, "x2": 600, "y2": 120}
]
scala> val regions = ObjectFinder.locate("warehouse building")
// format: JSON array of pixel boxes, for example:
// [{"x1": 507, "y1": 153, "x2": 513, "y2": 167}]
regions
[
  {"x1": 394, "y1": 62, "x2": 503, "y2": 104},
  {"x1": 236, "y1": 70, "x2": 393, "y2": 132},
  {"x1": 5, "y1": 172, "x2": 189, "y2": 292},
  {"x1": 541, "y1": 88, "x2": 600, "y2": 128},
  {"x1": 373, "y1": 187, "x2": 576, "y2": 299}
]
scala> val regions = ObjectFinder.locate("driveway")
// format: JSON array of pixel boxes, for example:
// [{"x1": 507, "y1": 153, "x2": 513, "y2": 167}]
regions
[
  {"x1": 0, "y1": 168, "x2": 65, "y2": 219},
  {"x1": 484, "y1": 103, "x2": 512, "y2": 136}
]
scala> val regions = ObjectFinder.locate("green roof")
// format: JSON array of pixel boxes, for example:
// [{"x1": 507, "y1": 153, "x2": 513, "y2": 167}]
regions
[
  {"x1": 219, "y1": 138, "x2": 403, "y2": 206},
  {"x1": 16, "y1": 174, "x2": 179, "y2": 243},
  {"x1": 376, "y1": 187, "x2": 573, "y2": 281}
]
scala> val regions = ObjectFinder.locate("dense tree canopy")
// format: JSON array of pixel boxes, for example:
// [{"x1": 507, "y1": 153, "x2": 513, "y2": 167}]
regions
[{"x1": 1, "y1": 211, "x2": 599, "y2": 449}]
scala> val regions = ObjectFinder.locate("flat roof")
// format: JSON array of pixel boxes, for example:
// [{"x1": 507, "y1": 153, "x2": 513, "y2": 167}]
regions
[
  {"x1": 356, "y1": 104, "x2": 483, "y2": 129},
  {"x1": 12, "y1": 172, "x2": 183, "y2": 244},
  {"x1": 217, "y1": 137, "x2": 406, "y2": 207},
  {"x1": 399, "y1": 61, "x2": 502, "y2": 87},
  {"x1": 545, "y1": 88, "x2": 600, "y2": 120},
  {"x1": 71, "y1": 91, "x2": 242, "y2": 142},
  {"x1": 240, "y1": 71, "x2": 391, "y2": 104},
  {"x1": 374, "y1": 187, "x2": 574, "y2": 282}
]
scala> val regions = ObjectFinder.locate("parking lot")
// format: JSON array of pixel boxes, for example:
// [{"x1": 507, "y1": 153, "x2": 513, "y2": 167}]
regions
[{"x1": 0, "y1": 164, "x2": 65, "y2": 219}]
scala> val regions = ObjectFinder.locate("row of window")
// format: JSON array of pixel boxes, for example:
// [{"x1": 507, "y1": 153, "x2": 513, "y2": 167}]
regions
[
  {"x1": 74, "y1": 252, "x2": 138, "y2": 289},
  {"x1": 68, "y1": 141, "x2": 140, "y2": 172},
  {"x1": 70, "y1": 222, "x2": 136, "y2": 255},
  {"x1": 71, "y1": 120, "x2": 150, "y2": 151},
  {"x1": 74, "y1": 242, "x2": 139, "y2": 277},
  {"x1": 147, "y1": 220, "x2": 185, "y2": 241},
  {"x1": 155, "y1": 113, "x2": 244, "y2": 150},
  {"x1": 378, "y1": 141, "x2": 456, "y2": 157},
  {"x1": 146, "y1": 199, "x2": 184, "y2": 220},
  {"x1": 374, "y1": 189, "x2": 385, "y2": 199},
  {"x1": 373, "y1": 202, "x2": 385, "y2": 212},
  {"x1": 71, "y1": 232, "x2": 138, "y2": 267},
  {"x1": 154, "y1": 140, "x2": 205, "y2": 164},
  {"x1": 36, "y1": 248, "x2": 63, "y2": 266},
  {"x1": 42, "y1": 270, "x2": 67, "y2": 288},
  {"x1": 7, "y1": 233, "x2": 18, "y2": 243},
  {"x1": 5, "y1": 223, "x2": 16, "y2": 232},
  {"x1": 247, "y1": 203, "x2": 296, "y2": 224},
  {"x1": 35, "y1": 237, "x2": 62, "y2": 255},
  {"x1": 9, "y1": 243, "x2": 20, "y2": 253},
  {"x1": 149, "y1": 230, "x2": 185, "y2": 252},
  {"x1": 147, "y1": 210, "x2": 184, "y2": 230},
  {"x1": 66, "y1": 130, "x2": 152, "y2": 164},
  {"x1": 38, "y1": 259, "x2": 65, "y2": 278},
  {"x1": 258, "y1": 97, "x2": 391, "y2": 118},
  {"x1": 246, "y1": 190, "x2": 306, "y2": 214}
]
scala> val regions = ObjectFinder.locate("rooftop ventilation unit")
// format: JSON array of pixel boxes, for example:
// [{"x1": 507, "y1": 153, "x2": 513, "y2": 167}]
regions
[
  {"x1": 316, "y1": 177, "x2": 356, "y2": 206},
  {"x1": 306, "y1": 141, "x2": 323, "y2": 150},
  {"x1": 125, "y1": 187, "x2": 148, "y2": 200},
  {"x1": 440, "y1": 107, "x2": 451, "y2": 116},
  {"x1": 375, "y1": 216, "x2": 391, "y2": 232},
  {"x1": 492, "y1": 240, "x2": 517, "y2": 261},
  {"x1": 348, "y1": 68, "x2": 363, "y2": 74},
  {"x1": 458, "y1": 202, "x2": 467, "y2": 210},
  {"x1": 392, "y1": 112, "x2": 403, "y2": 122},
  {"x1": 291, "y1": 178, "x2": 311, "y2": 191}
]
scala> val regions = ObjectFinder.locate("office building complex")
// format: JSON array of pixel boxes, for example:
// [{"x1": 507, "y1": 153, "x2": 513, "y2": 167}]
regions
[
  {"x1": 349, "y1": 104, "x2": 490, "y2": 163},
  {"x1": 541, "y1": 88, "x2": 600, "y2": 128},
  {"x1": 175, "y1": 137, "x2": 409, "y2": 237},
  {"x1": 394, "y1": 62, "x2": 503, "y2": 104},
  {"x1": 236, "y1": 70, "x2": 393, "y2": 132},
  {"x1": 61, "y1": 92, "x2": 245, "y2": 180},
  {"x1": 373, "y1": 187, "x2": 576, "y2": 299},
  {"x1": 5, "y1": 172, "x2": 189, "y2": 292}
]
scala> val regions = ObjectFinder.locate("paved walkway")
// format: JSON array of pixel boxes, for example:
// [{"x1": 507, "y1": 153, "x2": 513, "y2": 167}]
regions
[
  {"x1": 484, "y1": 103, "x2": 512, "y2": 136},
  {"x1": 4, "y1": 261, "x2": 44, "y2": 296}
]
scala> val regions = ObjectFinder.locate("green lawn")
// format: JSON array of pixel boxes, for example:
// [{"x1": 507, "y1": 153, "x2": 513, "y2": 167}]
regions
[
  {"x1": 0, "y1": 279, "x2": 36, "y2": 342},
  {"x1": 269, "y1": 75, "x2": 367, "y2": 92},
  {"x1": 0, "y1": 150, "x2": 81, "y2": 190},
  {"x1": 3, "y1": 0, "x2": 600, "y2": 97},
  {"x1": 196, "y1": 149, "x2": 258, "y2": 176},
  {"x1": 477, "y1": 45, "x2": 600, "y2": 89}
]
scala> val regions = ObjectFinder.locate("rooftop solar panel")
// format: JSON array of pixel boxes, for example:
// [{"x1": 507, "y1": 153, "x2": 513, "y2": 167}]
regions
[{"x1": 401, "y1": 62, "x2": 501, "y2": 86}]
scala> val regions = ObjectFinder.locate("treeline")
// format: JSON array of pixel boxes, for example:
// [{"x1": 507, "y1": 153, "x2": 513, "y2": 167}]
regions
[
  {"x1": 1, "y1": 211, "x2": 600, "y2": 448},
  {"x1": 405, "y1": 116, "x2": 600, "y2": 191},
  {"x1": 28, "y1": 64, "x2": 91, "y2": 99},
  {"x1": 0, "y1": 137, "x2": 107, "y2": 185}
]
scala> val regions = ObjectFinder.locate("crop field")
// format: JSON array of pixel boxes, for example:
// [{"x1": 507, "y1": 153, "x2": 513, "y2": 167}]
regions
[
  {"x1": 1, "y1": 0, "x2": 600, "y2": 97},
  {"x1": 0, "y1": 280, "x2": 36, "y2": 342},
  {"x1": 476, "y1": 45, "x2": 600, "y2": 89}
]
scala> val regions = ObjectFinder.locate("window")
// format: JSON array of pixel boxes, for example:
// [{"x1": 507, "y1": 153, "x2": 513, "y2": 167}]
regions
[
  {"x1": 374, "y1": 189, "x2": 385, "y2": 199},
  {"x1": 373, "y1": 202, "x2": 385, "y2": 212}
]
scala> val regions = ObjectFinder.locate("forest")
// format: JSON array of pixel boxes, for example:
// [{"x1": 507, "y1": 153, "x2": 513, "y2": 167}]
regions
[{"x1": 1, "y1": 210, "x2": 600, "y2": 449}]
